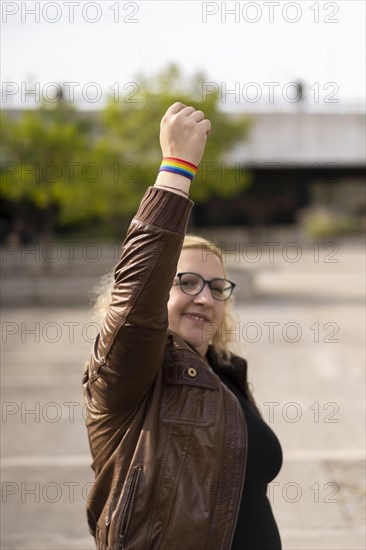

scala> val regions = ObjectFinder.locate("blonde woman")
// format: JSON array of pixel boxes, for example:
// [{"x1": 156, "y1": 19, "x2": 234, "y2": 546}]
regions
[{"x1": 83, "y1": 102, "x2": 282, "y2": 549}]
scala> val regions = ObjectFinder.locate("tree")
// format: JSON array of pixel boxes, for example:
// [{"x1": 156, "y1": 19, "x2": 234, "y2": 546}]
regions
[
  {"x1": 1, "y1": 65, "x2": 251, "y2": 239},
  {"x1": 1, "y1": 98, "x2": 94, "y2": 237}
]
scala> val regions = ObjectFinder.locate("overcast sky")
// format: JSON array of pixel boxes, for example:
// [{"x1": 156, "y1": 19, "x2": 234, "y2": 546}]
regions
[{"x1": 1, "y1": 0, "x2": 365, "y2": 111}]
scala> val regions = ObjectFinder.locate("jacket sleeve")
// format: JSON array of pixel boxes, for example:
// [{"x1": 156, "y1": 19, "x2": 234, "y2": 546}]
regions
[{"x1": 84, "y1": 186, "x2": 193, "y2": 418}]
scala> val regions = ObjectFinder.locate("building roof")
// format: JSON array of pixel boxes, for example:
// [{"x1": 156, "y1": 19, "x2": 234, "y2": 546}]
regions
[{"x1": 227, "y1": 112, "x2": 365, "y2": 167}]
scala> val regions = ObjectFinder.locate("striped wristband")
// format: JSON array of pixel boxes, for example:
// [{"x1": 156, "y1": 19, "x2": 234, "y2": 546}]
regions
[{"x1": 159, "y1": 157, "x2": 198, "y2": 181}]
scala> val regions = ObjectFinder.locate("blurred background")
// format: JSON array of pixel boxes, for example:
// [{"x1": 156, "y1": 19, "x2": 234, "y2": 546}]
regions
[{"x1": 1, "y1": 1, "x2": 365, "y2": 548}]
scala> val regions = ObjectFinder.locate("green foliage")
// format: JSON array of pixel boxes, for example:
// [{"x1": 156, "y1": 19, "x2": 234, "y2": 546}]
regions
[
  {"x1": 1, "y1": 65, "x2": 251, "y2": 236},
  {"x1": 302, "y1": 207, "x2": 361, "y2": 239}
]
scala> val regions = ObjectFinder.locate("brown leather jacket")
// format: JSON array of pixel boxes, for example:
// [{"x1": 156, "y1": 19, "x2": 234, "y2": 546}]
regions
[{"x1": 83, "y1": 187, "x2": 250, "y2": 550}]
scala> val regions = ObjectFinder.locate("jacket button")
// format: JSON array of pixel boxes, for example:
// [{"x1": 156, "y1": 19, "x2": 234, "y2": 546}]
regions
[{"x1": 187, "y1": 367, "x2": 197, "y2": 378}]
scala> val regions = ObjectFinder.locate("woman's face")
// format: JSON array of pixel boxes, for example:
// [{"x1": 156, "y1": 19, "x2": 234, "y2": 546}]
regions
[{"x1": 167, "y1": 248, "x2": 226, "y2": 357}]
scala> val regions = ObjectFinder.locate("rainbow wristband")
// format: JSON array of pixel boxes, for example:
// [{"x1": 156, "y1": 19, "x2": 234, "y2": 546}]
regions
[{"x1": 159, "y1": 157, "x2": 198, "y2": 181}]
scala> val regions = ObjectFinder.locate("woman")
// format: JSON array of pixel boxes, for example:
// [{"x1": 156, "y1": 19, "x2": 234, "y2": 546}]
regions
[{"x1": 83, "y1": 102, "x2": 282, "y2": 549}]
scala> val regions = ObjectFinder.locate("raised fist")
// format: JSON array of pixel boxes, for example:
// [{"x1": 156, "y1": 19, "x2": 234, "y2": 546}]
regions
[{"x1": 160, "y1": 102, "x2": 211, "y2": 167}]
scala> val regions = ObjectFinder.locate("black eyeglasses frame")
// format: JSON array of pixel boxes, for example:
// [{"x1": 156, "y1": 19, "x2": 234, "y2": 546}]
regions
[{"x1": 173, "y1": 272, "x2": 236, "y2": 301}]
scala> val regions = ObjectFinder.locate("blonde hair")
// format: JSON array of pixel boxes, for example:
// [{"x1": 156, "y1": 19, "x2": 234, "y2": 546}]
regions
[{"x1": 90, "y1": 234, "x2": 237, "y2": 362}]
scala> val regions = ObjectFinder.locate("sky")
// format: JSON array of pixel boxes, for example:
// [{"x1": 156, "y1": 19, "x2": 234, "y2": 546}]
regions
[{"x1": 1, "y1": 0, "x2": 365, "y2": 111}]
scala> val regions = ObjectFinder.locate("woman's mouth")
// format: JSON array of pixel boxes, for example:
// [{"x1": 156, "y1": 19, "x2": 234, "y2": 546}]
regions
[{"x1": 184, "y1": 313, "x2": 211, "y2": 323}]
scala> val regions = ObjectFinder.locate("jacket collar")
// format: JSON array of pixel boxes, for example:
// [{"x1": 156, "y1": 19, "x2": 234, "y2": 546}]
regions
[{"x1": 166, "y1": 330, "x2": 249, "y2": 395}]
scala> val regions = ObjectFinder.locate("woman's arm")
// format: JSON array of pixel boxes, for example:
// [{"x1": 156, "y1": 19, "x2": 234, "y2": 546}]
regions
[{"x1": 84, "y1": 103, "x2": 210, "y2": 418}]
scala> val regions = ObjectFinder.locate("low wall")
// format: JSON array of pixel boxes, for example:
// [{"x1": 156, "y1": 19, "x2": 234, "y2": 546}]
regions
[{"x1": 0, "y1": 240, "x2": 257, "y2": 306}]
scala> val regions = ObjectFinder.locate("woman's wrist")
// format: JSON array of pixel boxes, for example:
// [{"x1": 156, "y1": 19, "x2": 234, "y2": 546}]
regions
[
  {"x1": 154, "y1": 170, "x2": 192, "y2": 198},
  {"x1": 159, "y1": 157, "x2": 198, "y2": 181}
]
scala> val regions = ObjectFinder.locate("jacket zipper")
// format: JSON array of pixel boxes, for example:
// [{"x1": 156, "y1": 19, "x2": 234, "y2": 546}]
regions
[{"x1": 117, "y1": 465, "x2": 142, "y2": 550}]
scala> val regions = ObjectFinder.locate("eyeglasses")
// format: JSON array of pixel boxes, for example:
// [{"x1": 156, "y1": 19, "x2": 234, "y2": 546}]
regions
[{"x1": 173, "y1": 272, "x2": 236, "y2": 301}]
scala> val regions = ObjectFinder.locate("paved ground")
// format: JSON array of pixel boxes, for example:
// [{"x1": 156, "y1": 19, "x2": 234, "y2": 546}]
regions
[{"x1": 1, "y1": 243, "x2": 365, "y2": 549}]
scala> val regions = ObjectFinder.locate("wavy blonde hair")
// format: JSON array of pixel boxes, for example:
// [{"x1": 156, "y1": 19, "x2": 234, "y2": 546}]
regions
[{"x1": 91, "y1": 234, "x2": 237, "y2": 361}]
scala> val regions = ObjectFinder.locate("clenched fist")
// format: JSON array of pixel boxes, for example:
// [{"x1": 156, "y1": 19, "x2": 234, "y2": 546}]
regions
[{"x1": 160, "y1": 102, "x2": 211, "y2": 167}]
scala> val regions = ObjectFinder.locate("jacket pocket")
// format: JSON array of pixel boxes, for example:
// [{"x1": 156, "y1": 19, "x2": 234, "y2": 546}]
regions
[
  {"x1": 160, "y1": 384, "x2": 216, "y2": 427},
  {"x1": 116, "y1": 465, "x2": 142, "y2": 550},
  {"x1": 161, "y1": 359, "x2": 218, "y2": 427}
]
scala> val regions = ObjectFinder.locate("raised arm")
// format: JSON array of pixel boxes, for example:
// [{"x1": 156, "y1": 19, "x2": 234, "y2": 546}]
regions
[{"x1": 83, "y1": 103, "x2": 210, "y2": 424}]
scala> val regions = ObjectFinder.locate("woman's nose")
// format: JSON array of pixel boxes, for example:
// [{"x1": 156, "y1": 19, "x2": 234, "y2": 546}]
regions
[{"x1": 193, "y1": 283, "x2": 214, "y2": 305}]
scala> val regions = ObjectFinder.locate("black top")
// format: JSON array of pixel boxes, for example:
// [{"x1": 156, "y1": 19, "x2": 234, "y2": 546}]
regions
[{"x1": 214, "y1": 369, "x2": 283, "y2": 550}]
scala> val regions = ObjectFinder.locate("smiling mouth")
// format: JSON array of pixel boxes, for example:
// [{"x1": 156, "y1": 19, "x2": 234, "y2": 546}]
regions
[{"x1": 184, "y1": 313, "x2": 211, "y2": 323}]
